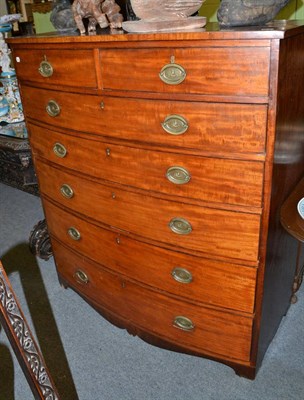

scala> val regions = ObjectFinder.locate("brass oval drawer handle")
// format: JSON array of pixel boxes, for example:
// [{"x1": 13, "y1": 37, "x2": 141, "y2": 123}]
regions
[
  {"x1": 46, "y1": 100, "x2": 60, "y2": 117},
  {"x1": 159, "y1": 63, "x2": 186, "y2": 85},
  {"x1": 74, "y1": 269, "x2": 89, "y2": 284},
  {"x1": 38, "y1": 59, "x2": 53, "y2": 78},
  {"x1": 161, "y1": 115, "x2": 189, "y2": 135},
  {"x1": 53, "y1": 142, "x2": 67, "y2": 158},
  {"x1": 173, "y1": 316, "x2": 194, "y2": 331},
  {"x1": 171, "y1": 267, "x2": 193, "y2": 284},
  {"x1": 169, "y1": 218, "x2": 192, "y2": 235},
  {"x1": 68, "y1": 227, "x2": 81, "y2": 241},
  {"x1": 60, "y1": 184, "x2": 74, "y2": 199},
  {"x1": 166, "y1": 166, "x2": 191, "y2": 185}
]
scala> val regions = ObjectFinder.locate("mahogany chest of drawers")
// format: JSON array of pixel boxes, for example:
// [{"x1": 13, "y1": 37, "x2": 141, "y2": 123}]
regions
[{"x1": 7, "y1": 21, "x2": 304, "y2": 379}]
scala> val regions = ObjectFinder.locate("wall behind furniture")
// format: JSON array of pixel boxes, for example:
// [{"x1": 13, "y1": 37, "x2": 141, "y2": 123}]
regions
[
  {"x1": 31, "y1": 2, "x2": 55, "y2": 34},
  {"x1": 0, "y1": 2, "x2": 8, "y2": 15},
  {"x1": 199, "y1": 0, "x2": 219, "y2": 21}
]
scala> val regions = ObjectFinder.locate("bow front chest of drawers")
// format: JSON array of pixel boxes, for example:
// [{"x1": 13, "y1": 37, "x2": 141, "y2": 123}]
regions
[{"x1": 7, "y1": 21, "x2": 304, "y2": 379}]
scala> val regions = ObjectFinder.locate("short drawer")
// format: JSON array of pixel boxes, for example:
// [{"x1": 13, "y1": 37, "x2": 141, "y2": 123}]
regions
[
  {"x1": 44, "y1": 200, "x2": 257, "y2": 313},
  {"x1": 30, "y1": 124, "x2": 264, "y2": 207},
  {"x1": 13, "y1": 49, "x2": 97, "y2": 88},
  {"x1": 24, "y1": 87, "x2": 267, "y2": 155},
  {"x1": 100, "y1": 47, "x2": 270, "y2": 96},
  {"x1": 52, "y1": 239, "x2": 253, "y2": 361},
  {"x1": 36, "y1": 161, "x2": 261, "y2": 262}
]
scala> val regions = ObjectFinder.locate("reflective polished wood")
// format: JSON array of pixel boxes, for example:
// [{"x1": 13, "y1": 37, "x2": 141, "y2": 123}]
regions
[{"x1": 7, "y1": 21, "x2": 304, "y2": 379}]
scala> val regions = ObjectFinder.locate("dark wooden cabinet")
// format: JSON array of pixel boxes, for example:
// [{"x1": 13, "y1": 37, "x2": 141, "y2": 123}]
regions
[{"x1": 7, "y1": 21, "x2": 304, "y2": 379}]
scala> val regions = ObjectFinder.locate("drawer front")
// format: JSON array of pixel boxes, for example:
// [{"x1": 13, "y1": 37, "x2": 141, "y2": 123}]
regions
[
  {"x1": 30, "y1": 124, "x2": 264, "y2": 207},
  {"x1": 52, "y1": 239, "x2": 253, "y2": 361},
  {"x1": 100, "y1": 47, "x2": 270, "y2": 96},
  {"x1": 24, "y1": 87, "x2": 267, "y2": 154},
  {"x1": 44, "y1": 200, "x2": 257, "y2": 313},
  {"x1": 13, "y1": 49, "x2": 97, "y2": 88},
  {"x1": 36, "y1": 161, "x2": 261, "y2": 262}
]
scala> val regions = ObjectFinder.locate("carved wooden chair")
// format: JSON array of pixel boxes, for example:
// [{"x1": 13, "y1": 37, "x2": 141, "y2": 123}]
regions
[{"x1": 0, "y1": 261, "x2": 60, "y2": 399}]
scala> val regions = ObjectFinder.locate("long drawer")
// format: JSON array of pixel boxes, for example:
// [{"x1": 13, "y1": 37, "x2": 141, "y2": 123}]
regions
[
  {"x1": 13, "y1": 49, "x2": 97, "y2": 88},
  {"x1": 36, "y1": 161, "x2": 261, "y2": 262},
  {"x1": 52, "y1": 239, "x2": 253, "y2": 361},
  {"x1": 100, "y1": 47, "x2": 270, "y2": 96},
  {"x1": 23, "y1": 86, "x2": 267, "y2": 154},
  {"x1": 29, "y1": 124, "x2": 264, "y2": 207},
  {"x1": 44, "y1": 199, "x2": 257, "y2": 313}
]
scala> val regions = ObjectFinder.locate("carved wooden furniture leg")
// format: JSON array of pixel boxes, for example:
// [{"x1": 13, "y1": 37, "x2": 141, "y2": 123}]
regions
[
  {"x1": 291, "y1": 242, "x2": 304, "y2": 304},
  {"x1": 29, "y1": 219, "x2": 53, "y2": 261},
  {"x1": 0, "y1": 261, "x2": 60, "y2": 399}
]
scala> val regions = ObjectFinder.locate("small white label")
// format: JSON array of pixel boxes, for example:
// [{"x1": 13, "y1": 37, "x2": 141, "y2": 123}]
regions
[
  {"x1": 297, "y1": 198, "x2": 304, "y2": 219},
  {"x1": 15, "y1": 57, "x2": 20, "y2": 63}
]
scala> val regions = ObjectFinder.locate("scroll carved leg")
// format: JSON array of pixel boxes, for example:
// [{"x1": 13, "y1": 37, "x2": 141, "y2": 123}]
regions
[
  {"x1": 290, "y1": 242, "x2": 304, "y2": 304},
  {"x1": 291, "y1": 267, "x2": 304, "y2": 304},
  {"x1": 0, "y1": 261, "x2": 60, "y2": 399},
  {"x1": 29, "y1": 219, "x2": 53, "y2": 261}
]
